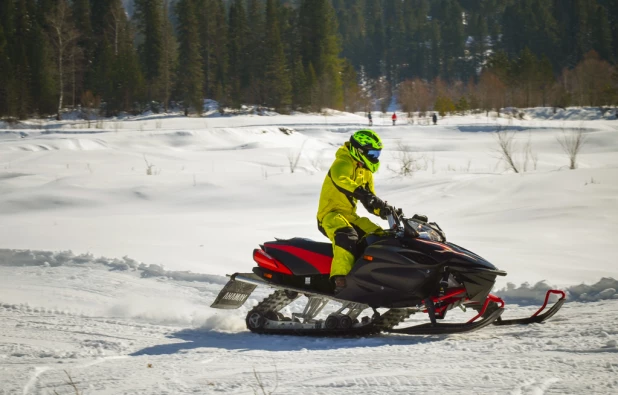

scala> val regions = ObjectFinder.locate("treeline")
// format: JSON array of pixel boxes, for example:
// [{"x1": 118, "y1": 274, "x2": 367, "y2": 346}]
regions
[
  {"x1": 399, "y1": 49, "x2": 618, "y2": 117},
  {"x1": 0, "y1": 0, "x2": 349, "y2": 119},
  {"x1": 1, "y1": 0, "x2": 617, "y2": 121},
  {"x1": 337, "y1": 0, "x2": 617, "y2": 83}
]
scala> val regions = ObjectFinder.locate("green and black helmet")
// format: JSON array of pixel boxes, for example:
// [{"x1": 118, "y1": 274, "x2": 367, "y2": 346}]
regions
[{"x1": 349, "y1": 129, "x2": 383, "y2": 173}]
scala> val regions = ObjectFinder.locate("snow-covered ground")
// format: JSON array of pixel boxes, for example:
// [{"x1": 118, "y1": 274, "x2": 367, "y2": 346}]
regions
[{"x1": 1, "y1": 108, "x2": 617, "y2": 394}]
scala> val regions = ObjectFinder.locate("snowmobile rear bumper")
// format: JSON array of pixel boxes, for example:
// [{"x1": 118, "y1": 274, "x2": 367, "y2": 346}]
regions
[
  {"x1": 210, "y1": 272, "x2": 348, "y2": 310},
  {"x1": 210, "y1": 274, "x2": 258, "y2": 309}
]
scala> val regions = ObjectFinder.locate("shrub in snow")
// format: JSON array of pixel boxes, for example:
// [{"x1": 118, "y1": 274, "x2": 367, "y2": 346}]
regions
[
  {"x1": 557, "y1": 128, "x2": 587, "y2": 170},
  {"x1": 388, "y1": 140, "x2": 428, "y2": 176}
]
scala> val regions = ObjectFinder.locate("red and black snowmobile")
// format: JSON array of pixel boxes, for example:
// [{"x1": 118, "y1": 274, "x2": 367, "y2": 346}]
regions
[{"x1": 211, "y1": 208, "x2": 565, "y2": 336}]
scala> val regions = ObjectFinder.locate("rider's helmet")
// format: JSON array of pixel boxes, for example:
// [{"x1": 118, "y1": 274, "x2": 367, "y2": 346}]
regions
[{"x1": 349, "y1": 129, "x2": 383, "y2": 173}]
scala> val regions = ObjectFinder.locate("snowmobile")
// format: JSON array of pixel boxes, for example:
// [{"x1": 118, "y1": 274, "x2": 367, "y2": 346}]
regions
[{"x1": 211, "y1": 208, "x2": 565, "y2": 336}]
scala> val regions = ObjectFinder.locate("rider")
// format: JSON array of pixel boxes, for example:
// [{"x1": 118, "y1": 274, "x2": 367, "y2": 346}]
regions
[{"x1": 316, "y1": 130, "x2": 390, "y2": 293}]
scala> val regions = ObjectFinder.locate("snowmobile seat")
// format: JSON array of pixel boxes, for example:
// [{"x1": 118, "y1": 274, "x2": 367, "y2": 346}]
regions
[{"x1": 261, "y1": 238, "x2": 333, "y2": 276}]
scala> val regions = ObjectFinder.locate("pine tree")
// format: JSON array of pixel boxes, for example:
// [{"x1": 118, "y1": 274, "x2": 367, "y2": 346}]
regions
[
  {"x1": 538, "y1": 55, "x2": 555, "y2": 107},
  {"x1": 196, "y1": 0, "x2": 228, "y2": 102},
  {"x1": 592, "y1": 4, "x2": 613, "y2": 61},
  {"x1": 404, "y1": 0, "x2": 431, "y2": 80},
  {"x1": 246, "y1": 0, "x2": 265, "y2": 105},
  {"x1": 429, "y1": 20, "x2": 441, "y2": 80},
  {"x1": 341, "y1": 59, "x2": 363, "y2": 112},
  {"x1": 0, "y1": 1, "x2": 16, "y2": 117},
  {"x1": 66, "y1": 0, "x2": 90, "y2": 108},
  {"x1": 514, "y1": 47, "x2": 539, "y2": 107},
  {"x1": 263, "y1": 0, "x2": 292, "y2": 111},
  {"x1": 97, "y1": 0, "x2": 145, "y2": 115},
  {"x1": 0, "y1": 25, "x2": 12, "y2": 117},
  {"x1": 160, "y1": 0, "x2": 176, "y2": 112},
  {"x1": 365, "y1": 1, "x2": 385, "y2": 79},
  {"x1": 291, "y1": 55, "x2": 308, "y2": 109},
  {"x1": 228, "y1": 0, "x2": 249, "y2": 108},
  {"x1": 134, "y1": 0, "x2": 164, "y2": 103},
  {"x1": 176, "y1": 0, "x2": 204, "y2": 115},
  {"x1": 502, "y1": 0, "x2": 559, "y2": 65},
  {"x1": 384, "y1": 0, "x2": 406, "y2": 84},
  {"x1": 299, "y1": 0, "x2": 343, "y2": 110},
  {"x1": 25, "y1": 0, "x2": 55, "y2": 116},
  {"x1": 603, "y1": 0, "x2": 618, "y2": 61},
  {"x1": 13, "y1": 0, "x2": 34, "y2": 118},
  {"x1": 306, "y1": 62, "x2": 318, "y2": 111},
  {"x1": 438, "y1": 0, "x2": 465, "y2": 80}
]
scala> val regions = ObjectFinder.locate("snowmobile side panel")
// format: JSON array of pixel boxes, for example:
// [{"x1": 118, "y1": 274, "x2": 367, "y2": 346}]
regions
[{"x1": 210, "y1": 274, "x2": 258, "y2": 309}]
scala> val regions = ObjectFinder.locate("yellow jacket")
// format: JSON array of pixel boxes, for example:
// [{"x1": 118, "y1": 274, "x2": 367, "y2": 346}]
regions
[{"x1": 317, "y1": 142, "x2": 378, "y2": 222}]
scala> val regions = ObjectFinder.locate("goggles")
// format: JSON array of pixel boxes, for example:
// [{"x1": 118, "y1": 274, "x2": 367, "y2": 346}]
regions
[{"x1": 366, "y1": 149, "x2": 381, "y2": 160}]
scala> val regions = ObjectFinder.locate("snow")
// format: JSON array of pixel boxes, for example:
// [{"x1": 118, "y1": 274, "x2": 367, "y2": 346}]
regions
[{"x1": 0, "y1": 108, "x2": 617, "y2": 394}]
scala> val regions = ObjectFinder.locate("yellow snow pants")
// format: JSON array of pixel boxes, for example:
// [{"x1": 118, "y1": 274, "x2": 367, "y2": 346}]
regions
[{"x1": 319, "y1": 211, "x2": 381, "y2": 278}]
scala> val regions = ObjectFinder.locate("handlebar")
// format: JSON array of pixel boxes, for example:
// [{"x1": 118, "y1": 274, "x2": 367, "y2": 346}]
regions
[
  {"x1": 385, "y1": 206, "x2": 446, "y2": 242},
  {"x1": 386, "y1": 206, "x2": 404, "y2": 232}
]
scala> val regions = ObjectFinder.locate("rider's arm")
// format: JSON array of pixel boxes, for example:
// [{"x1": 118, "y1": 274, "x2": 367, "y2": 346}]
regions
[{"x1": 366, "y1": 173, "x2": 382, "y2": 216}]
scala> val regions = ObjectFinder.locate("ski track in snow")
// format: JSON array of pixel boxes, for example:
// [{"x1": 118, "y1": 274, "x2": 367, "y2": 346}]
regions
[{"x1": 1, "y1": 109, "x2": 617, "y2": 393}]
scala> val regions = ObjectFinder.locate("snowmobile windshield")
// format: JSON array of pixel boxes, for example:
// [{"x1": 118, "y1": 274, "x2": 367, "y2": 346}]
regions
[{"x1": 406, "y1": 219, "x2": 445, "y2": 243}]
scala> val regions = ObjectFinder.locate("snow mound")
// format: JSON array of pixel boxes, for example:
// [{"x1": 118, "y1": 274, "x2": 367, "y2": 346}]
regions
[
  {"x1": 11, "y1": 138, "x2": 108, "y2": 151},
  {"x1": 0, "y1": 249, "x2": 227, "y2": 285},
  {"x1": 496, "y1": 277, "x2": 618, "y2": 304},
  {"x1": 523, "y1": 107, "x2": 617, "y2": 121}
]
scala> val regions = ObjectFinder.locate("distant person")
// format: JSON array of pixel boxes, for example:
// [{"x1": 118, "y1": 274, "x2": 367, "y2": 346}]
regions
[
  {"x1": 432, "y1": 113, "x2": 438, "y2": 125},
  {"x1": 392, "y1": 112, "x2": 397, "y2": 126},
  {"x1": 367, "y1": 112, "x2": 373, "y2": 126}
]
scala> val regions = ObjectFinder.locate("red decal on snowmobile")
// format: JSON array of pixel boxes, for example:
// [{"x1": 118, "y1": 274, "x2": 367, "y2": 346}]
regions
[
  {"x1": 264, "y1": 244, "x2": 332, "y2": 275},
  {"x1": 415, "y1": 238, "x2": 478, "y2": 261}
]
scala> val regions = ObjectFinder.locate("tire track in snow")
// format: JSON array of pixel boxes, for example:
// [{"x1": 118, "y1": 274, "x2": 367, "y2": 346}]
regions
[
  {"x1": 21, "y1": 356, "x2": 129, "y2": 395},
  {"x1": 22, "y1": 366, "x2": 50, "y2": 395}
]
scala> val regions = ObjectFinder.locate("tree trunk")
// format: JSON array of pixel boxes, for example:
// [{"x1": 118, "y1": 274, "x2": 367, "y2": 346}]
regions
[{"x1": 57, "y1": 30, "x2": 64, "y2": 121}]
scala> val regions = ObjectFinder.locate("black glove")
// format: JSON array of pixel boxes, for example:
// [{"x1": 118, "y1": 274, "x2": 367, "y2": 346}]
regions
[
  {"x1": 353, "y1": 187, "x2": 387, "y2": 214},
  {"x1": 379, "y1": 205, "x2": 392, "y2": 220}
]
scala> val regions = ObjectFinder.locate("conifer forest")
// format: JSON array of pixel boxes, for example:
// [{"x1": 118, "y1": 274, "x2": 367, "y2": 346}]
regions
[{"x1": 1, "y1": 0, "x2": 617, "y2": 120}]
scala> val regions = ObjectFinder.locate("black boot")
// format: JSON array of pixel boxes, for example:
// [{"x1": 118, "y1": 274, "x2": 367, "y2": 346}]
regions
[{"x1": 332, "y1": 276, "x2": 347, "y2": 294}]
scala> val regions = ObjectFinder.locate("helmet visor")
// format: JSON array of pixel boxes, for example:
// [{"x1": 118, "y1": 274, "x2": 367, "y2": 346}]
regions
[{"x1": 366, "y1": 149, "x2": 381, "y2": 160}]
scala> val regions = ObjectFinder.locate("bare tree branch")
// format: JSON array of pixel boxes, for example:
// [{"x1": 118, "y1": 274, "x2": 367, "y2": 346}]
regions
[
  {"x1": 494, "y1": 127, "x2": 519, "y2": 173},
  {"x1": 557, "y1": 127, "x2": 587, "y2": 170}
]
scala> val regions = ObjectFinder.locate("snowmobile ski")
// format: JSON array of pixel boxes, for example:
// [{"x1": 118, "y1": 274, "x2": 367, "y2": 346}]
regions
[
  {"x1": 387, "y1": 307, "x2": 504, "y2": 335},
  {"x1": 493, "y1": 290, "x2": 566, "y2": 326}
]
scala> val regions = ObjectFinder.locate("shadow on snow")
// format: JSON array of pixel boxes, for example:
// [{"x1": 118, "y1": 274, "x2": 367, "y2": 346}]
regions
[{"x1": 131, "y1": 328, "x2": 444, "y2": 356}]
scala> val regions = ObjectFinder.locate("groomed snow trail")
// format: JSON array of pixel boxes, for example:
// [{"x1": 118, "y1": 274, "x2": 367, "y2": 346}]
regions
[{"x1": 1, "y1": 264, "x2": 617, "y2": 395}]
